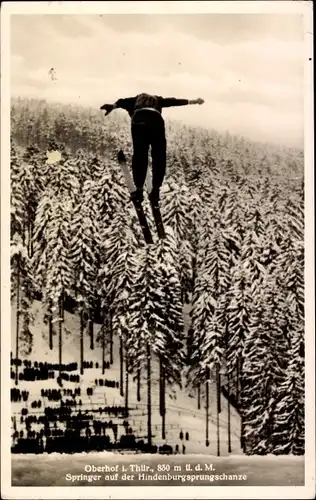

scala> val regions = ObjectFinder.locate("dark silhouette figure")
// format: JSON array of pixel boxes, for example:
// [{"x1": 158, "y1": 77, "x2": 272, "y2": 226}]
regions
[{"x1": 101, "y1": 93, "x2": 204, "y2": 204}]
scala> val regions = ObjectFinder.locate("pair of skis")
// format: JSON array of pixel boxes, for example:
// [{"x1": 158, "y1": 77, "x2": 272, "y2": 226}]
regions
[{"x1": 118, "y1": 151, "x2": 165, "y2": 244}]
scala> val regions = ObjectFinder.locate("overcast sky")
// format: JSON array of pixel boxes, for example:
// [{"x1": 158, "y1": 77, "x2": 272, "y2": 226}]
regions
[{"x1": 11, "y1": 14, "x2": 305, "y2": 147}]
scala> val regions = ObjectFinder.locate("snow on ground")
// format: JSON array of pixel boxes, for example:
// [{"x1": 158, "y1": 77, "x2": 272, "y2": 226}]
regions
[
  {"x1": 11, "y1": 301, "x2": 305, "y2": 487},
  {"x1": 11, "y1": 301, "x2": 242, "y2": 455},
  {"x1": 11, "y1": 452, "x2": 304, "y2": 486}
]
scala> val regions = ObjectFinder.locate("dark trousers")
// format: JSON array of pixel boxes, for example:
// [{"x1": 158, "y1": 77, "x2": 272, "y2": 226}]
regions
[{"x1": 131, "y1": 109, "x2": 166, "y2": 191}]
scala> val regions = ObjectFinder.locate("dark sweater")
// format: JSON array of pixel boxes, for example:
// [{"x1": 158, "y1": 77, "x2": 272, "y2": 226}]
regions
[{"x1": 115, "y1": 93, "x2": 189, "y2": 118}]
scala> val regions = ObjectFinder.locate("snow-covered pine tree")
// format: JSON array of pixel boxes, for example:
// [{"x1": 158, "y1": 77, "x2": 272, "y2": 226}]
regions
[
  {"x1": 162, "y1": 178, "x2": 194, "y2": 302},
  {"x1": 187, "y1": 215, "x2": 214, "y2": 388},
  {"x1": 68, "y1": 179, "x2": 101, "y2": 372},
  {"x1": 117, "y1": 232, "x2": 184, "y2": 442},
  {"x1": 286, "y1": 191, "x2": 304, "y2": 244},
  {"x1": 108, "y1": 233, "x2": 154, "y2": 436},
  {"x1": 32, "y1": 190, "x2": 56, "y2": 348},
  {"x1": 71, "y1": 150, "x2": 93, "y2": 194},
  {"x1": 235, "y1": 195, "x2": 267, "y2": 390},
  {"x1": 226, "y1": 262, "x2": 250, "y2": 403},
  {"x1": 90, "y1": 154, "x2": 127, "y2": 353},
  {"x1": 125, "y1": 247, "x2": 159, "y2": 377},
  {"x1": 187, "y1": 190, "x2": 203, "y2": 257},
  {"x1": 241, "y1": 281, "x2": 289, "y2": 455},
  {"x1": 11, "y1": 144, "x2": 44, "y2": 257},
  {"x1": 108, "y1": 236, "x2": 141, "y2": 396},
  {"x1": 224, "y1": 184, "x2": 251, "y2": 402},
  {"x1": 93, "y1": 159, "x2": 128, "y2": 240},
  {"x1": 107, "y1": 238, "x2": 141, "y2": 341},
  {"x1": 11, "y1": 235, "x2": 35, "y2": 382},
  {"x1": 97, "y1": 206, "x2": 136, "y2": 370},
  {"x1": 154, "y1": 229, "x2": 185, "y2": 436},
  {"x1": 44, "y1": 195, "x2": 74, "y2": 372},
  {"x1": 162, "y1": 179, "x2": 192, "y2": 243},
  {"x1": 10, "y1": 144, "x2": 39, "y2": 370},
  {"x1": 188, "y1": 191, "x2": 230, "y2": 384},
  {"x1": 269, "y1": 228, "x2": 304, "y2": 454},
  {"x1": 10, "y1": 143, "x2": 24, "y2": 242},
  {"x1": 95, "y1": 151, "x2": 147, "y2": 372},
  {"x1": 212, "y1": 179, "x2": 248, "y2": 451},
  {"x1": 272, "y1": 328, "x2": 304, "y2": 455},
  {"x1": 154, "y1": 228, "x2": 185, "y2": 387},
  {"x1": 87, "y1": 154, "x2": 106, "y2": 182},
  {"x1": 32, "y1": 152, "x2": 78, "y2": 368}
]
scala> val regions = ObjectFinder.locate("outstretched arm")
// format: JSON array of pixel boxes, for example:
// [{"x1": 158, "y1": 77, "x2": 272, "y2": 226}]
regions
[
  {"x1": 160, "y1": 97, "x2": 204, "y2": 108},
  {"x1": 100, "y1": 103, "x2": 115, "y2": 116},
  {"x1": 100, "y1": 97, "x2": 136, "y2": 116}
]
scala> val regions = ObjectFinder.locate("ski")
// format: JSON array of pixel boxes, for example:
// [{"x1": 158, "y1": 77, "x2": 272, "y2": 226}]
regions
[
  {"x1": 132, "y1": 198, "x2": 154, "y2": 245},
  {"x1": 149, "y1": 201, "x2": 166, "y2": 239},
  {"x1": 118, "y1": 150, "x2": 154, "y2": 245},
  {"x1": 145, "y1": 168, "x2": 166, "y2": 240}
]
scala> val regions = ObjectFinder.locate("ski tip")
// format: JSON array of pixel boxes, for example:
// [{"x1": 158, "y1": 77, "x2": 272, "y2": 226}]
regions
[{"x1": 117, "y1": 150, "x2": 127, "y2": 164}]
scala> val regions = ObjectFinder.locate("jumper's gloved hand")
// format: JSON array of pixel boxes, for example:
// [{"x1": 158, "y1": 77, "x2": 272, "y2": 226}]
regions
[
  {"x1": 100, "y1": 103, "x2": 114, "y2": 116},
  {"x1": 188, "y1": 98, "x2": 205, "y2": 105},
  {"x1": 193, "y1": 98, "x2": 204, "y2": 105}
]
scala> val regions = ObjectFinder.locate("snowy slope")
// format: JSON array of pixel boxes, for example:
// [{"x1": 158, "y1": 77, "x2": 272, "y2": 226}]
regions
[{"x1": 11, "y1": 301, "x2": 242, "y2": 456}]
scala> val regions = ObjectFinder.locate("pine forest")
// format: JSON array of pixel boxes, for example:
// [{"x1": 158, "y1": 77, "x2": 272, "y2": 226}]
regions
[{"x1": 10, "y1": 97, "x2": 305, "y2": 456}]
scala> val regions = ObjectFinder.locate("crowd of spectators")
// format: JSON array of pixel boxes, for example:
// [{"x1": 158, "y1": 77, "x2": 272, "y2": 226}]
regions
[{"x1": 11, "y1": 354, "x2": 185, "y2": 455}]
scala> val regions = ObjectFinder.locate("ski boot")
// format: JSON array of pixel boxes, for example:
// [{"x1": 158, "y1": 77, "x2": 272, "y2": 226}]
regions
[
  {"x1": 148, "y1": 187, "x2": 160, "y2": 207},
  {"x1": 131, "y1": 187, "x2": 144, "y2": 204}
]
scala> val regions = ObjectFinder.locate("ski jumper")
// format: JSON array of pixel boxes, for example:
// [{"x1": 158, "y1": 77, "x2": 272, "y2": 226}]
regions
[{"x1": 114, "y1": 93, "x2": 190, "y2": 193}]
